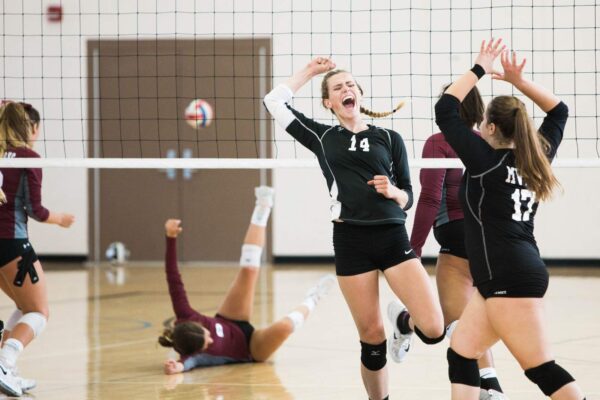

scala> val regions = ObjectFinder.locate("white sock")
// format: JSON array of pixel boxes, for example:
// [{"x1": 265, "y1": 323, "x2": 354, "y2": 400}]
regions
[
  {"x1": 0, "y1": 338, "x2": 24, "y2": 369},
  {"x1": 286, "y1": 311, "x2": 305, "y2": 332},
  {"x1": 445, "y1": 320, "x2": 458, "y2": 339},
  {"x1": 301, "y1": 296, "x2": 317, "y2": 313},
  {"x1": 251, "y1": 205, "x2": 271, "y2": 227},
  {"x1": 480, "y1": 367, "x2": 498, "y2": 379}
]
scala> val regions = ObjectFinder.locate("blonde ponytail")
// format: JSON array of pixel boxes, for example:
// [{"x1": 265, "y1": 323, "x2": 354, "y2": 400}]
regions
[
  {"x1": 360, "y1": 101, "x2": 405, "y2": 118},
  {"x1": 487, "y1": 96, "x2": 560, "y2": 201}
]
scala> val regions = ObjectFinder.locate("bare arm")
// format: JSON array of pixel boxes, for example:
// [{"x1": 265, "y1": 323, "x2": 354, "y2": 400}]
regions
[
  {"x1": 445, "y1": 38, "x2": 505, "y2": 101},
  {"x1": 491, "y1": 50, "x2": 560, "y2": 112},
  {"x1": 45, "y1": 212, "x2": 75, "y2": 228},
  {"x1": 284, "y1": 57, "x2": 336, "y2": 93}
]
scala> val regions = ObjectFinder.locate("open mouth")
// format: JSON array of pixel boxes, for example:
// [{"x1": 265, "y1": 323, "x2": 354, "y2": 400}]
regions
[{"x1": 342, "y1": 96, "x2": 355, "y2": 109}]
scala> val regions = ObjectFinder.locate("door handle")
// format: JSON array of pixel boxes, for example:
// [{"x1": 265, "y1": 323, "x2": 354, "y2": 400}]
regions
[{"x1": 164, "y1": 149, "x2": 177, "y2": 180}]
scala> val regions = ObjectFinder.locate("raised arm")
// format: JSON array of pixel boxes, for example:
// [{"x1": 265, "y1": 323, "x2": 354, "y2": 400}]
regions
[
  {"x1": 284, "y1": 57, "x2": 336, "y2": 93},
  {"x1": 436, "y1": 39, "x2": 505, "y2": 174},
  {"x1": 164, "y1": 219, "x2": 198, "y2": 321},
  {"x1": 491, "y1": 50, "x2": 560, "y2": 112},
  {"x1": 263, "y1": 57, "x2": 336, "y2": 150},
  {"x1": 491, "y1": 50, "x2": 568, "y2": 156}
]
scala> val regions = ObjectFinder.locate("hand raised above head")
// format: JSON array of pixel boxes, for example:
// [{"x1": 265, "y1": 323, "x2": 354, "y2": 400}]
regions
[
  {"x1": 307, "y1": 57, "x2": 336, "y2": 76},
  {"x1": 474, "y1": 38, "x2": 506, "y2": 74},
  {"x1": 491, "y1": 50, "x2": 527, "y2": 86}
]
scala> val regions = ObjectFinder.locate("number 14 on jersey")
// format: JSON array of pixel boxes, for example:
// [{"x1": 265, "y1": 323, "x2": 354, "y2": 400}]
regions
[{"x1": 348, "y1": 136, "x2": 370, "y2": 152}]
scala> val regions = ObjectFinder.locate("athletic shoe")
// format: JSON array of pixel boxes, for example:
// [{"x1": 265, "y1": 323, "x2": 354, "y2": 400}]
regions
[
  {"x1": 255, "y1": 186, "x2": 275, "y2": 208},
  {"x1": 304, "y1": 274, "x2": 336, "y2": 303},
  {"x1": 480, "y1": 389, "x2": 509, "y2": 400},
  {"x1": 0, "y1": 360, "x2": 22, "y2": 397},
  {"x1": 386, "y1": 300, "x2": 413, "y2": 363},
  {"x1": 15, "y1": 375, "x2": 35, "y2": 393}
]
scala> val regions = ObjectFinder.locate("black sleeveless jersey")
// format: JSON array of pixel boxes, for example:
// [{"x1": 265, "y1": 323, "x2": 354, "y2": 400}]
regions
[
  {"x1": 265, "y1": 84, "x2": 413, "y2": 225},
  {"x1": 435, "y1": 94, "x2": 568, "y2": 284}
]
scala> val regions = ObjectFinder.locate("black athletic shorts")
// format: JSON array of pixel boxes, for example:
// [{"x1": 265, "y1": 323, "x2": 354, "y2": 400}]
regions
[
  {"x1": 433, "y1": 220, "x2": 467, "y2": 260},
  {"x1": 333, "y1": 222, "x2": 418, "y2": 276},
  {"x1": 0, "y1": 239, "x2": 38, "y2": 268},
  {"x1": 477, "y1": 270, "x2": 549, "y2": 299},
  {"x1": 215, "y1": 314, "x2": 255, "y2": 346}
]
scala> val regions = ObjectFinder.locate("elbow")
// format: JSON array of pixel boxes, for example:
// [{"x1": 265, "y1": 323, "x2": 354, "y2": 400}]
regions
[{"x1": 27, "y1": 207, "x2": 49, "y2": 222}]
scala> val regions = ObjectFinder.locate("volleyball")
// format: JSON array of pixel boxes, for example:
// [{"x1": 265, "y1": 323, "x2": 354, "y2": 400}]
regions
[{"x1": 185, "y1": 99, "x2": 213, "y2": 129}]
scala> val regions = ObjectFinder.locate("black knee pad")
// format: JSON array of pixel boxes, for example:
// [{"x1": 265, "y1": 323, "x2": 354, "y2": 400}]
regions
[
  {"x1": 447, "y1": 348, "x2": 480, "y2": 387},
  {"x1": 525, "y1": 360, "x2": 575, "y2": 396},
  {"x1": 360, "y1": 340, "x2": 387, "y2": 371},
  {"x1": 415, "y1": 326, "x2": 445, "y2": 345}
]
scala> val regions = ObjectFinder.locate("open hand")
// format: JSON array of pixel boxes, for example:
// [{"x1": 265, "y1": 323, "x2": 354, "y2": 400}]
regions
[
  {"x1": 491, "y1": 50, "x2": 526, "y2": 86},
  {"x1": 474, "y1": 38, "x2": 506, "y2": 74}
]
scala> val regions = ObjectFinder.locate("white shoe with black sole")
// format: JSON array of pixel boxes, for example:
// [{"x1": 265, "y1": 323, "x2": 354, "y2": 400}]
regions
[
  {"x1": 0, "y1": 360, "x2": 22, "y2": 397},
  {"x1": 386, "y1": 300, "x2": 413, "y2": 363}
]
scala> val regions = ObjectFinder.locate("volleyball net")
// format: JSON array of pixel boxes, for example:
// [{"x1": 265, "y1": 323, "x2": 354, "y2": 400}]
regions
[{"x1": 0, "y1": 1, "x2": 599, "y2": 169}]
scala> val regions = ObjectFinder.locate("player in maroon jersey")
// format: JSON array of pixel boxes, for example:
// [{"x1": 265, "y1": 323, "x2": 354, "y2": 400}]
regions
[
  {"x1": 410, "y1": 87, "x2": 507, "y2": 399},
  {"x1": 0, "y1": 101, "x2": 74, "y2": 396},
  {"x1": 158, "y1": 187, "x2": 335, "y2": 374}
]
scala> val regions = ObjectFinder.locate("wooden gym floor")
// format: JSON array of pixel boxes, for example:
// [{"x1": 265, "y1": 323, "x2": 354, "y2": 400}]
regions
[{"x1": 2, "y1": 263, "x2": 599, "y2": 399}]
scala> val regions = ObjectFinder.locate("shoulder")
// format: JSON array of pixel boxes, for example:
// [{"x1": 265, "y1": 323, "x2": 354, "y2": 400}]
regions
[
  {"x1": 12, "y1": 147, "x2": 41, "y2": 158},
  {"x1": 374, "y1": 127, "x2": 403, "y2": 141}
]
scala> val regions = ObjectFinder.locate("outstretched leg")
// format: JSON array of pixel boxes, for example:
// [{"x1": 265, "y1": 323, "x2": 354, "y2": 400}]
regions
[
  {"x1": 250, "y1": 274, "x2": 335, "y2": 362},
  {"x1": 216, "y1": 186, "x2": 274, "y2": 322}
]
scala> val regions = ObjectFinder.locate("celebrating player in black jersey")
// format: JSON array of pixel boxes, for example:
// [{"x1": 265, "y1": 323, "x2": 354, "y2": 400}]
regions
[
  {"x1": 264, "y1": 57, "x2": 444, "y2": 400},
  {"x1": 436, "y1": 39, "x2": 585, "y2": 400}
]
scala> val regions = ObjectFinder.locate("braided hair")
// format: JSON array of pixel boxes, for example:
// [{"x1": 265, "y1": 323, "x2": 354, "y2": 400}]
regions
[{"x1": 321, "y1": 69, "x2": 404, "y2": 118}]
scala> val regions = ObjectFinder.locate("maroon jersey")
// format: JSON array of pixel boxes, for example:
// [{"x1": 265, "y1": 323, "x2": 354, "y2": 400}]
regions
[
  {"x1": 410, "y1": 133, "x2": 465, "y2": 257},
  {"x1": 0, "y1": 147, "x2": 49, "y2": 239},
  {"x1": 165, "y1": 237, "x2": 253, "y2": 369}
]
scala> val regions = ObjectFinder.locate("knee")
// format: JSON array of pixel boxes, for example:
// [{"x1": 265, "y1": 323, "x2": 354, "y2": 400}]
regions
[
  {"x1": 360, "y1": 340, "x2": 387, "y2": 371},
  {"x1": 357, "y1": 323, "x2": 386, "y2": 344},
  {"x1": 414, "y1": 311, "x2": 445, "y2": 340},
  {"x1": 449, "y1": 336, "x2": 486, "y2": 360},
  {"x1": 525, "y1": 360, "x2": 575, "y2": 396},
  {"x1": 414, "y1": 316, "x2": 445, "y2": 345},
  {"x1": 447, "y1": 347, "x2": 480, "y2": 387}
]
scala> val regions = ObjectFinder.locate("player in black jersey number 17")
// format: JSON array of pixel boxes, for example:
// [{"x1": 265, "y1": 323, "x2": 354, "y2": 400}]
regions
[{"x1": 436, "y1": 39, "x2": 586, "y2": 400}]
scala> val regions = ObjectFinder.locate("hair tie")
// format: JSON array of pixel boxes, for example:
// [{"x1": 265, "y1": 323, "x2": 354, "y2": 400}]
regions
[{"x1": 513, "y1": 108, "x2": 519, "y2": 117}]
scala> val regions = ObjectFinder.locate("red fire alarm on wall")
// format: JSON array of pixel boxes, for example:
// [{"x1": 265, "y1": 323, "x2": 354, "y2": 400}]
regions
[{"x1": 47, "y1": 5, "x2": 63, "y2": 22}]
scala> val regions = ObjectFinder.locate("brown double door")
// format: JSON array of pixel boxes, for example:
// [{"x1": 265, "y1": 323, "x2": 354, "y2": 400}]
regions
[{"x1": 87, "y1": 39, "x2": 272, "y2": 262}]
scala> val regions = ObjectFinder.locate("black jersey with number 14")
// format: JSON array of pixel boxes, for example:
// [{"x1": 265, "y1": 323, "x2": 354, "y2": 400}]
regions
[
  {"x1": 435, "y1": 94, "x2": 568, "y2": 285},
  {"x1": 264, "y1": 84, "x2": 413, "y2": 226}
]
